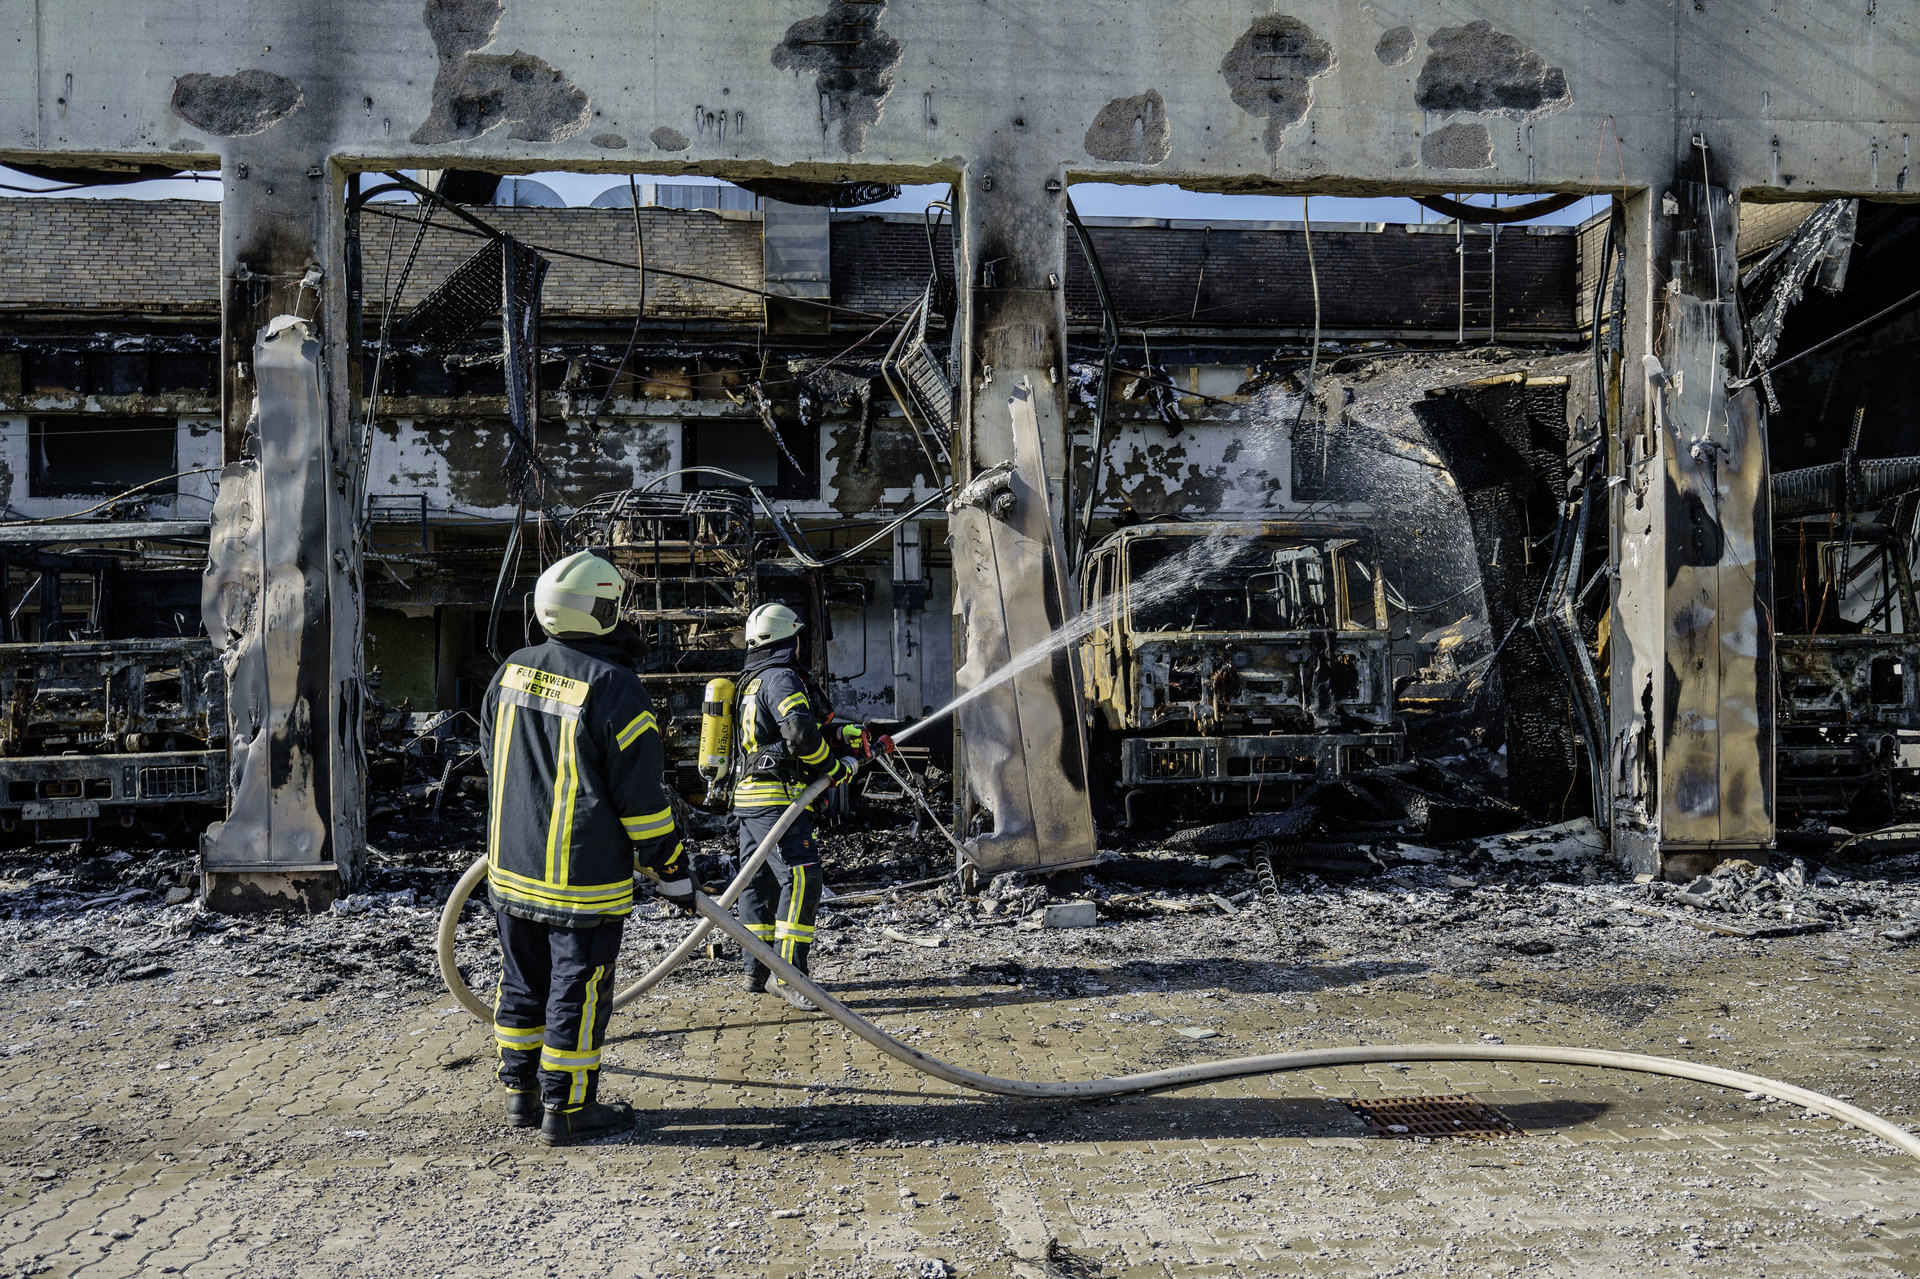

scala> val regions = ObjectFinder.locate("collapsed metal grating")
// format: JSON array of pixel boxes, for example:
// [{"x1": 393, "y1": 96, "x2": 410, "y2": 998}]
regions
[{"x1": 1343, "y1": 1094, "x2": 1524, "y2": 1140}]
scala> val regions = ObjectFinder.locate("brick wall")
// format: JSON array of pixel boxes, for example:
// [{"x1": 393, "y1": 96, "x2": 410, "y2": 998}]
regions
[
  {"x1": 0, "y1": 201, "x2": 763, "y2": 323},
  {"x1": 1, "y1": 198, "x2": 1575, "y2": 335},
  {"x1": 365, "y1": 205, "x2": 763, "y2": 322},
  {"x1": 834, "y1": 216, "x2": 1579, "y2": 334},
  {"x1": 0, "y1": 200, "x2": 219, "y2": 313}
]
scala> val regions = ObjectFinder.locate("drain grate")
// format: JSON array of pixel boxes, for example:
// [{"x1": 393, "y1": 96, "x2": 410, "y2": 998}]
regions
[{"x1": 1344, "y1": 1094, "x2": 1524, "y2": 1140}]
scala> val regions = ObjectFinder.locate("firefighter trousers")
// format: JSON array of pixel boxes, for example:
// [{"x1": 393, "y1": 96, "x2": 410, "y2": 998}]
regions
[
  {"x1": 492, "y1": 910, "x2": 622, "y2": 1111},
  {"x1": 734, "y1": 807, "x2": 821, "y2": 977}
]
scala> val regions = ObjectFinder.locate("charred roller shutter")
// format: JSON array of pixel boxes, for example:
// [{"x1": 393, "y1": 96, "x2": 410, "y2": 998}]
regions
[{"x1": 1415, "y1": 376, "x2": 1589, "y2": 821}]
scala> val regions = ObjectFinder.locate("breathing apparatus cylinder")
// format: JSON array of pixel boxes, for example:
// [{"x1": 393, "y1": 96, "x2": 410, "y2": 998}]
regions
[{"x1": 697, "y1": 678, "x2": 737, "y2": 805}]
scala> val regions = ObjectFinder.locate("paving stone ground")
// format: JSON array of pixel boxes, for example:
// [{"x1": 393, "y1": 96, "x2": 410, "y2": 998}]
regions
[{"x1": 2, "y1": 890, "x2": 1919, "y2": 1278}]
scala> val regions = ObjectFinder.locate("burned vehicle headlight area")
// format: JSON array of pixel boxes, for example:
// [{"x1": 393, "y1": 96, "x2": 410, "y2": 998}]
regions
[
  {"x1": 1773, "y1": 520, "x2": 1920, "y2": 820},
  {"x1": 1080, "y1": 522, "x2": 1401, "y2": 818}
]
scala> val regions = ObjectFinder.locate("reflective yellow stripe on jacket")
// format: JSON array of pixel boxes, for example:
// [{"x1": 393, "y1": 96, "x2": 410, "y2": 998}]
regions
[
  {"x1": 734, "y1": 778, "x2": 804, "y2": 807},
  {"x1": 488, "y1": 863, "x2": 634, "y2": 915},
  {"x1": 620, "y1": 807, "x2": 675, "y2": 842},
  {"x1": 486, "y1": 703, "x2": 518, "y2": 867},
  {"x1": 615, "y1": 710, "x2": 657, "y2": 751},
  {"x1": 544, "y1": 718, "x2": 582, "y2": 884}
]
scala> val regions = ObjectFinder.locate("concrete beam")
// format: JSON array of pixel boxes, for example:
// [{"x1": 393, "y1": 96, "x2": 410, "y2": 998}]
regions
[
  {"x1": 0, "y1": 4, "x2": 1914, "y2": 197},
  {"x1": 0, "y1": 521, "x2": 211, "y2": 544}
]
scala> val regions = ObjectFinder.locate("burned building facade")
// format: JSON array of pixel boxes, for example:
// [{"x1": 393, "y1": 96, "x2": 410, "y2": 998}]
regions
[
  {"x1": 4, "y1": 0, "x2": 1917, "y2": 904},
  {"x1": 0, "y1": 191, "x2": 1589, "y2": 848}
]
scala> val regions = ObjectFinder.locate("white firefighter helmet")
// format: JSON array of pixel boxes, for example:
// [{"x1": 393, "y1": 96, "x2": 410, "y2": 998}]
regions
[
  {"x1": 534, "y1": 551, "x2": 623, "y2": 637},
  {"x1": 744, "y1": 602, "x2": 803, "y2": 648}
]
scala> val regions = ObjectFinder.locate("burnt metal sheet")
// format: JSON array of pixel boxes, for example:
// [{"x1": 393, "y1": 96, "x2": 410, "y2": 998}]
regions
[
  {"x1": 200, "y1": 316, "x2": 332, "y2": 866},
  {"x1": 950, "y1": 378, "x2": 1096, "y2": 876},
  {"x1": 1660, "y1": 286, "x2": 1773, "y2": 850},
  {"x1": 763, "y1": 201, "x2": 832, "y2": 335}
]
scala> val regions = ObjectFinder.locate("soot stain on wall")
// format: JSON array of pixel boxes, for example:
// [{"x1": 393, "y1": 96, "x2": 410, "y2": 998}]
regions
[
  {"x1": 170, "y1": 70, "x2": 303, "y2": 137},
  {"x1": 1084, "y1": 90, "x2": 1171, "y2": 165},
  {"x1": 773, "y1": 1, "x2": 904, "y2": 153},
  {"x1": 825, "y1": 414, "x2": 937, "y2": 515},
  {"x1": 411, "y1": 0, "x2": 590, "y2": 145},
  {"x1": 408, "y1": 418, "x2": 670, "y2": 510},
  {"x1": 1220, "y1": 16, "x2": 1336, "y2": 157}
]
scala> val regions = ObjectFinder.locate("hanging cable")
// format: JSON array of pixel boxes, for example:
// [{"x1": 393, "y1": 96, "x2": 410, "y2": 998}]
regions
[
  {"x1": 1066, "y1": 194, "x2": 1120, "y2": 566},
  {"x1": 1414, "y1": 192, "x2": 1585, "y2": 224},
  {"x1": 0, "y1": 469, "x2": 225, "y2": 526},
  {"x1": 1385, "y1": 579, "x2": 1484, "y2": 614},
  {"x1": 1302, "y1": 196, "x2": 1322, "y2": 404},
  {"x1": 357, "y1": 184, "x2": 440, "y2": 475},
  {"x1": 484, "y1": 502, "x2": 525, "y2": 665},
  {"x1": 587, "y1": 175, "x2": 647, "y2": 424}
]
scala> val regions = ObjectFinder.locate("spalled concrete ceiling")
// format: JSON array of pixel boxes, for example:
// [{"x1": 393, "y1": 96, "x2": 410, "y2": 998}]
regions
[{"x1": 0, "y1": 1, "x2": 1915, "y2": 194}]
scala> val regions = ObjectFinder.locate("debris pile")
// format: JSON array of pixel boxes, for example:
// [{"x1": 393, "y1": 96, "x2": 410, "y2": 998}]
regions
[{"x1": 1626, "y1": 856, "x2": 1920, "y2": 939}]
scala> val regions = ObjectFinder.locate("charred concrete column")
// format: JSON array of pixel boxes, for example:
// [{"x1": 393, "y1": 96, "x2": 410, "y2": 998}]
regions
[
  {"x1": 947, "y1": 153, "x2": 1097, "y2": 878},
  {"x1": 200, "y1": 146, "x2": 365, "y2": 911},
  {"x1": 1609, "y1": 157, "x2": 1774, "y2": 878}
]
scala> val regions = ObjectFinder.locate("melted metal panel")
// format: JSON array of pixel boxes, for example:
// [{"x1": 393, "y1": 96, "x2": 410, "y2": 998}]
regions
[
  {"x1": 1658, "y1": 184, "x2": 1773, "y2": 852},
  {"x1": 951, "y1": 379, "x2": 1096, "y2": 876},
  {"x1": 201, "y1": 316, "x2": 331, "y2": 865}
]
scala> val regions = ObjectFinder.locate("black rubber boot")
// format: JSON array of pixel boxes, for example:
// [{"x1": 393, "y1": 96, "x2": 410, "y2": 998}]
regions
[
  {"x1": 770, "y1": 976, "x2": 818, "y2": 1013},
  {"x1": 504, "y1": 1089, "x2": 542, "y2": 1128},
  {"x1": 538, "y1": 1100, "x2": 636, "y2": 1147},
  {"x1": 743, "y1": 959, "x2": 772, "y2": 995}
]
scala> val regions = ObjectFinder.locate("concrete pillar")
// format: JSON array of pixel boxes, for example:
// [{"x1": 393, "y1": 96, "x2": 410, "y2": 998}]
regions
[
  {"x1": 946, "y1": 152, "x2": 1097, "y2": 878},
  {"x1": 199, "y1": 149, "x2": 365, "y2": 911},
  {"x1": 1609, "y1": 156, "x2": 1775, "y2": 878}
]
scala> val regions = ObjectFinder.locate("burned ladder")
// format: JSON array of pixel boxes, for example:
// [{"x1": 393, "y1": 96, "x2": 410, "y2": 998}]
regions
[
  {"x1": 880, "y1": 287, "x2": 956, "y2": 484},
  {"x1": 1456, "y1": 222, "x2": 1498, "y2": 343}
]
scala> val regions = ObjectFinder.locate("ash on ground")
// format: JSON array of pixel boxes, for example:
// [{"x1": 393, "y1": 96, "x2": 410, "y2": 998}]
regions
[{"x1": 6, "y1": 779, "x2": 1920, "y2": 1034}]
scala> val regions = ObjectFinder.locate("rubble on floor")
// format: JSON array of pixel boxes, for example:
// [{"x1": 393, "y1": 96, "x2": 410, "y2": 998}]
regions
[{"x1": 8, "y1": 787, "x2": 1920, "y2": 1032}]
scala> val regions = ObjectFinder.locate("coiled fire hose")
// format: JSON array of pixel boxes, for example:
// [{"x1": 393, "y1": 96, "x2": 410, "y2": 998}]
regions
[{"x1": 437, "y1": 770, "x2": 1920, "y2": 1160}]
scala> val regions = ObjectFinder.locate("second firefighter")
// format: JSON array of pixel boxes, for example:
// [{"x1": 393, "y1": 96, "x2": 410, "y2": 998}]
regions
[{"x1": 727, "y1": 602, "x2": 873, "y2": 1010}]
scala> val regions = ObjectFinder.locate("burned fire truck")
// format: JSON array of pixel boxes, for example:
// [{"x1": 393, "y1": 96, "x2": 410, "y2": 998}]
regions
[
  {"x1": 0, "y1": 526, "x2": 227, "y2": 839},
  {"x1": 1077, "y1": 520, "x2": 1403, "y2": 821},
  {"x1": 1774, "y1": 515, "x2": 1920, "y2": 819}
]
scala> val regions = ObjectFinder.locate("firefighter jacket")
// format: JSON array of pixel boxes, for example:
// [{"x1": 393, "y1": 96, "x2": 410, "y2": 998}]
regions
[
  {"x1": 731, "y1": 641, "x2": 852, "y2": 811},
  {"x1": 480, "y1": 636, "x2": 682, "y2": 928}
]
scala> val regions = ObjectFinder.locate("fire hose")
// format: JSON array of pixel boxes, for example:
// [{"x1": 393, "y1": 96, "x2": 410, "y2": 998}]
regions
[{"x1": 437, "y1": 771, "x2": 1920, "y2": 1161}]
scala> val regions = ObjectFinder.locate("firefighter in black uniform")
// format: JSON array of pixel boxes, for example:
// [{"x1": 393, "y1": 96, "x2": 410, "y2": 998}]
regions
[
  {"x1": 729, "y1": 602, "x2": 876, "y2": 1010},
  {"x1": 481, "y1": 550, "x2": 691, "y2": 1146}
]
